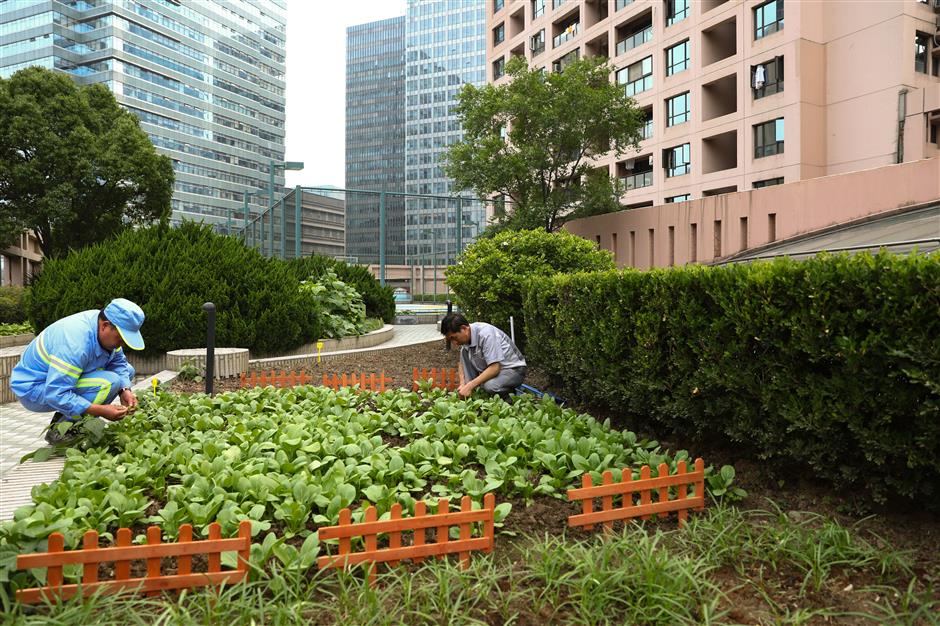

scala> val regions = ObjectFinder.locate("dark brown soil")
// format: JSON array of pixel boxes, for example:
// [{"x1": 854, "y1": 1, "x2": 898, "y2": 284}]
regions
[{"x1": 169, "y1": 340, "x2": 459, "y2": 394}]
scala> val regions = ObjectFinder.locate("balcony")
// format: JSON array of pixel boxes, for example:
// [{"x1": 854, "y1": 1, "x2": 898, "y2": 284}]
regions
[
  {"x1": 702, "y1": 17, "x2": 736, "y2": 66},
  {"x1": 553, "y1": 21, "x2": 580, "y2": 48},
  {"x1": 621, "y1": 171, "x2": 653, "y2": 190},
  {"x1": 701, "y1": 73, "x2": 737, "y2": 121},
  {"x1": 702, "y1": 130, "x2": 738, "y2": 174},
  {"x1": 615, "y1": 25, "x2": 651, "y2": 56}
]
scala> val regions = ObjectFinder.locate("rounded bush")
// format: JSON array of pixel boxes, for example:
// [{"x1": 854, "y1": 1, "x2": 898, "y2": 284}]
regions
[
  {"x1": 446, "y1": 229, "x2": 615, "y2": 345},
  {"x1": 0, "y1": 286, "x2": 28, "y2": 323},
  {"x1": 26, "y1": 223, "x2": 319, "y2": 356}
]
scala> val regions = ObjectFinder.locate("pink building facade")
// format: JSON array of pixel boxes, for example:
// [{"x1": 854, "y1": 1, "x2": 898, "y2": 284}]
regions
[{"x1": 488, "y1": 0, "x2": 940, "y2": 266}]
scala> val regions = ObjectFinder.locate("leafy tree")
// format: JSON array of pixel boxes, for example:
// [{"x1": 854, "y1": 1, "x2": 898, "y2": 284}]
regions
[
  {"x1": 0, "y1": 67, "x2": 173, "y2": 258},
  {"x1": 444, "y1": 56, "x2": 643, "y2": 232}
]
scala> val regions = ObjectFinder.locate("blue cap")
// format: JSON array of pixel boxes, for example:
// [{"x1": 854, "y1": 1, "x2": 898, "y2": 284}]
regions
[{"x1": 103, "y1": 298, "x2": 145, "y2": 350}]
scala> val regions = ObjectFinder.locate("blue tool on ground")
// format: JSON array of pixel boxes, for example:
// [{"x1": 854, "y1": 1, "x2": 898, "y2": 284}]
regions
[{"x1": 513, "y1": 383, "x2": 567, "y2": 406}]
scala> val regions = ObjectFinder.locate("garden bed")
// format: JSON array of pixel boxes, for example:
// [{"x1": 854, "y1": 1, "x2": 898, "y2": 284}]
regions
[{"x1": 3, "y1": 340, "x2": 937, "y2": 623}]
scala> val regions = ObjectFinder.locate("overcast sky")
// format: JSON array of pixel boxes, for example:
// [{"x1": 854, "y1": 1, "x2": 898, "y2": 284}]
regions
[{"x1": 283, "y1": 0, "x2": 408, "y2": 189}]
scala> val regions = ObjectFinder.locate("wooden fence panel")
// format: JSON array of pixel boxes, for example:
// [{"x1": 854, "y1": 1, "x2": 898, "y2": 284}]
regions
[
  {"x1": 242, "y1": 370, "x2": 391, "y2": 391},
  {"x1": 15, "y1": 521, "x2": 251, "y2": 603},
  {"x1": 412, "y1": 367, "x2": 460, "y2": 391},
  {"x1": 317, "y1": 494, "x2": 496, "y2": 585},
  {"x1": 567, "y1": 458, "x2": 706, "y2": 530}
]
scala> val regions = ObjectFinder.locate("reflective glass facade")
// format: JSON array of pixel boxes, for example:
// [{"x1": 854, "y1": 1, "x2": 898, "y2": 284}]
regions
[
  {"x1": 404, "y1": 0, "x2": 486, "y2": 266},
  {"x1": 0, "y1": 0, "x2": 286, "y2": 231},
  {"x1": 345, "y1": 16, "x2": 406, "y2": 265}
]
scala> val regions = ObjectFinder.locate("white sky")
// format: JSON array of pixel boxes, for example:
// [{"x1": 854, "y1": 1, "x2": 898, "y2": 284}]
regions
[{"x1": 283, "y1": 0, "x2": 408, "y2": 189}]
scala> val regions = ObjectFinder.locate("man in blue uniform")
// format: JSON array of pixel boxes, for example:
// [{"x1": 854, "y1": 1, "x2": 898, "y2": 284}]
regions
[
  {"x1": 440, "y1": 313, "x2": 526, "y2": 400},
  {"x1": 10, "y1": 298, "x2": 146, "y2": 445}
]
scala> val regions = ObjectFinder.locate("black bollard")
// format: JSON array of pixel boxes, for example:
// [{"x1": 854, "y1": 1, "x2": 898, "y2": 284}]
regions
[
  {"x1": 445, "y1": 300, "x2": 453, "y2": 351},
  {"x1": 202, "y1": 302, "x2": 216, "y2": 395}
]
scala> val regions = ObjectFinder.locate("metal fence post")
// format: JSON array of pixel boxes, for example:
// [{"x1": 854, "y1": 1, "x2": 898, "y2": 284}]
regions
[
  {"x1": 202, "y1": 302, "x2": 216, "y2": 396},
  {"x1": 295, "y1": 185, "x2": 302, "y2": 258}
]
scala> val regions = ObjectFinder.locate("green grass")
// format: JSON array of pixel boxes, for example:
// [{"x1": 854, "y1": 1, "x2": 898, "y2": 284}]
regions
[{"x1": 5, "y1": 503, "x2": 936, "y2": 625}]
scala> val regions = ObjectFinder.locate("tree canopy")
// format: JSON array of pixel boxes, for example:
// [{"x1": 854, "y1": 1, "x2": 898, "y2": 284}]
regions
[
  {"x1": 0, "y1": 67, "x2": 173, "y2": 258},
  {"x1": 444, "y1": 56, "x2": 643, "y2": 232}
]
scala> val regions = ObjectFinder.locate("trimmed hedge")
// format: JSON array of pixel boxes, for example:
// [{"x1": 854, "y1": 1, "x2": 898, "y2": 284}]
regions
[
  {"x1": 26, "y1": 223, "x2": 319, "y2": 356},
  {"x1": 524, "y1": 252, "x2": 940, "y2": 507},
  {"x1": 446, "y1": 229, "x2": 615, "y2": 345},
  {"x1": 288, "y1": 256, "x2": 394, "y2": 323}
]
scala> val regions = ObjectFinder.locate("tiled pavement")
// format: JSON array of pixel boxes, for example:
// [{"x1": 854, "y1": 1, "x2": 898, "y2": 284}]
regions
[{"x1": 0, "y1": 325, "x2": 440, "y2": 519}]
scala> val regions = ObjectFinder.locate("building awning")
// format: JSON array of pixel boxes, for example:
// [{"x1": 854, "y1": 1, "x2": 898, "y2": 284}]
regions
[{"x1": 721, "y1": 202, "x2": 940, "y2": 263}]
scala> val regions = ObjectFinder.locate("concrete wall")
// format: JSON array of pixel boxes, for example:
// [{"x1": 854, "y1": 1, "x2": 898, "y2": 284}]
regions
[{"x1": 564, "y1": 158, "x2": 940, "y2": 269}]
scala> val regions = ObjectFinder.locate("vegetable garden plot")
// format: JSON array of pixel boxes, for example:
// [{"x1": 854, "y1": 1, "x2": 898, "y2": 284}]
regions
[{"x1": 0, "y1": 385, "x2": 737, "y2": 592}]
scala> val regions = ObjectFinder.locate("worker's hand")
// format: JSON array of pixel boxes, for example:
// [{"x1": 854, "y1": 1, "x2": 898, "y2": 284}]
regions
[
  {"x1": 98, "y1": 404, "x2": 129, "y2": 422},
  {"x1": 457, "y1": 382, "x2": 475, "y2": 398},
  {"x1": 120, "y1": 388, "x2": 138, "y2": 412}
]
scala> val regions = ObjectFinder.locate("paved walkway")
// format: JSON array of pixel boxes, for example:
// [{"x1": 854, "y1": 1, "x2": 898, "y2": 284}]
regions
[{"x1": 0, "y1": 325, "x2": 440, "y2": 518}]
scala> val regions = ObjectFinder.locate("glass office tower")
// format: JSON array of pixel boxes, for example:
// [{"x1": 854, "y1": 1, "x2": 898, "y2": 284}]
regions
[
  {"x1": 404, "y1": 0, "x2": 486, "y2": 266},
  {"x1": 345, "y1": 16, "x2": 406, "y2": 265},
  {"x1": 0, "y1": 0, "x2": 286, "y2": 230}
]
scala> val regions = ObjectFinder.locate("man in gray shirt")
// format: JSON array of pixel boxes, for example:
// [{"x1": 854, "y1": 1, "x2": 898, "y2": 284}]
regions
[{"x1": 440, "y1": 313, "x2": 526, "y2": 400}]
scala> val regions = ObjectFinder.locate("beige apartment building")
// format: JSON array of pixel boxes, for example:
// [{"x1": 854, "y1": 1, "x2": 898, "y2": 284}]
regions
[{"x1": 487, "y1": 0, "x2": 940, "y2": 266}]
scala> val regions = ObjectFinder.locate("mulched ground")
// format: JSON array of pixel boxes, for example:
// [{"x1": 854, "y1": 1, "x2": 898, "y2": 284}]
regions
[{"x1": 165, "y1": 339, "x2": 940, "y2": 618}]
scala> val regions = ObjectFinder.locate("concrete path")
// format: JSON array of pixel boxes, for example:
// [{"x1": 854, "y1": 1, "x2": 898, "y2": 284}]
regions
[{"x1": 0, "y1": 325, "x2": 441, "y2": 519}]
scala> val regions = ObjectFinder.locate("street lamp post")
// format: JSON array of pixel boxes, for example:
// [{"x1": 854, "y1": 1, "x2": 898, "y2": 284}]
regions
[{"x1": 268, "y1": 160, "x2": 304, "y2": 258}]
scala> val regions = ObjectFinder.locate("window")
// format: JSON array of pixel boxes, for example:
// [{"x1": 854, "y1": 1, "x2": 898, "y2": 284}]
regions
[
  {"x1": 617, "y1": 56, "x2": 653, "y2": 96},
  {"x1": 533, "y1": 0, "x2": 545, "y2": 19},
  {"x1": 616, "y1": 0, "x2": 634, "y2": 9},
  {"x1": 666, "y1": 91, "x2": 690, "y2": 126},
  {"x1": 754, "y1": 118, "x2": 784, "y2": 158},
  {"x1": 666, "y1": 0, "x2": 690, "y2": 26},
  {"x1": 664, "y1": 143, "x2": 691, "y2": 177},
  {"x1": 752, "y1": 56, "x2": 784, "y2": 98},
  {"x1": 665, "y1": 40, "x2": 690, "y2": 76},
  {"x1": 639, "y1": 107, "x2": 653, "y2": 139},
  {"x1": 753, "y1": 177, "x2": 783, "y2": 188},
  {"x1": 493, "y1": 56, "x2": 505, "y2": 80},
  {"x1": 528, "y1": 29, "x2": 546, "y2": 56},
  {"x1": 494, "y1": 23, "x2": 505, "y2": 46},
  {"x1": 494, "y1": 0, "x2": 504, "y2": 13},
  {"x1": 665, "y1": 194, "x2": 691, "y2": 202},
  {"x1": 915, "y1": 32, "x2": 929, "y2": 74},
  {"x1": 530, "y1": 29, "x2": 546, "y2": 55},
  {"x1": 552, "y1": 48, "x2": 579, "y2": 72},
  {"x1": 754, "y1": 0, "x2": 783, "y2": 40}
]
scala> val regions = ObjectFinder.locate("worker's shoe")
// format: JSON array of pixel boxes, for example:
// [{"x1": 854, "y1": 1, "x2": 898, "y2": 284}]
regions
[{"x1": 44, "y1": 413, "x2": 78, "y2": 446}]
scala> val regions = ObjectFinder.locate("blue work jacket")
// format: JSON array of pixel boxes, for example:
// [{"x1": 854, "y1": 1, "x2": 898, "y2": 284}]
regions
[{"x1": 10, "y1": 310, "x2": 134, "y2": 416}]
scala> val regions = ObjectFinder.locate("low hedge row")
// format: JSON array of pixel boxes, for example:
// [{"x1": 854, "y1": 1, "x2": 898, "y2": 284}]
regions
[{"x1": 523, "y1": 252, "x2": 940, "y2": 507}]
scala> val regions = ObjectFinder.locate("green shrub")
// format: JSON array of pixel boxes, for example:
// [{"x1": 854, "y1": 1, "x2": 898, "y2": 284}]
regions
[
  {"x1": 26, "y1": 222, "x2": 319, "y2": 356},
  {"x1": 288, "y1": 256, "x2": 394, "y2": 323},
  {"x1": 300, "y1": 268, "x2": 366, "y2": 338},
  {"x1": 446, "y1": 229, "x2": 614, "y2": 345},
  {"x1": 0, "y1": 321, "x2": 32, "y2": 336},
  {"x1": 0, "y1": 285, "x2": 27, "y2": 323},
  {"x1": 524, "y1": 252, "x2": 940, "y2": 507}
]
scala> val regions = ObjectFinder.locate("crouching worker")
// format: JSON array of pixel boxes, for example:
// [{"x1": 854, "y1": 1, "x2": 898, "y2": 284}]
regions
[
  {"x1": 440, "y1": 313, "x2": 526, "y2": 400},
  {"x1": 10, "y1": 298, "x2": 146, "y2": 445}
]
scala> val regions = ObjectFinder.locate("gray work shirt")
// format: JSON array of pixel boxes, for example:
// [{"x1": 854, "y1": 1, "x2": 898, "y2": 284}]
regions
[{"x1": 464, "y1": 322, "x2": 526, "y2": 372}]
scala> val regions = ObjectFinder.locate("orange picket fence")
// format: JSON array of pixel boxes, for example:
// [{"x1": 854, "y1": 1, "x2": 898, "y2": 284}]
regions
[
  {"x1": 318, "y1": 494, "x2": 495, "y2": 585},
  {"x1": 240, "y1": 370, "x2": 392, "y2": 391},
  {"x1": 15, "y1": 521, "x2": 251, "y2": 603},
  {"x1": 567, "y1": 458, "x2": 705, "y2": 531},
  {"x1": 412, "y1": 367, "x2": 459, "y2": 391}
]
